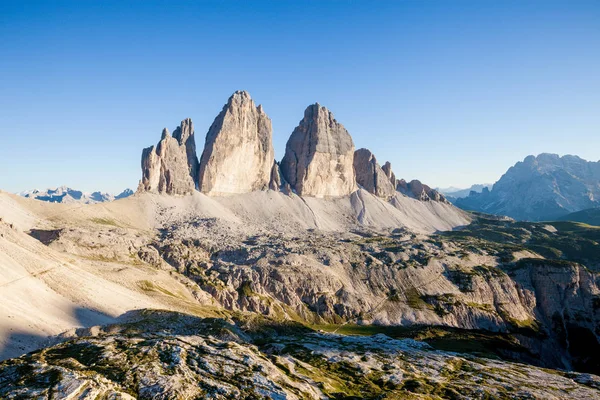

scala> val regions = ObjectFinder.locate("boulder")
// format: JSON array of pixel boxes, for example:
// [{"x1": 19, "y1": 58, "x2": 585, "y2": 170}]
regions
[
  {"x1": 198, "y1": 91, "x2": 274, "y2": 196},
  {"x1": 280, "y1": 104, "x2": 356, "y2": 197}
]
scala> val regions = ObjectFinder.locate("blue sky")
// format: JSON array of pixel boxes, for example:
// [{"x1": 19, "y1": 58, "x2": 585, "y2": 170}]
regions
[{"x1": 1, "y1": 1, "x2": 599, "y2": 193}]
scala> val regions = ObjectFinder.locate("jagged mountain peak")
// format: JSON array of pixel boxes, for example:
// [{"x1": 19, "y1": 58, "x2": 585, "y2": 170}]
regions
[
  {"x1": 280, "y1": 102, "x2": 356, "y2": 197},
  {"x1": 198, "y1": 91, "x2": 274, "y2": 196},
  {"x1": 137, "y1": 92, "x2": 450, "y2": 204},
  {"x1": 456, "y1": 153, "x2": 600, "y2": 220},
  {"x1": 18, "y1": 187, "x2": 133, "y2": 204}
]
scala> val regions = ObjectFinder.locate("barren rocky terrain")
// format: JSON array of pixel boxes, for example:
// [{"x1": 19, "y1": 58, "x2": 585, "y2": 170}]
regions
[
  {"x1": 2, "y1": 91, "x2": 600, "y2": 398},
  {"x1": 1, "y1": 187, "x2": 600, "y2": 398}
]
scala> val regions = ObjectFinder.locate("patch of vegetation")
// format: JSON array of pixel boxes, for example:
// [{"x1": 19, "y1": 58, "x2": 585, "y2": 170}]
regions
[
  {"x1": 421, "y1": 293, "x2": 458, "y2": 317},
  {"x1": 138, "y1": 280, "x2": 181, "y2": 299},
  {"x1": 237, "y1": 280, "x2": 256, "y2": 298},
  {"x1": 46, "y1": 342, "x2": 104, "y2": 366},
  {"x1": 90, "y1": 217, "x2": 120, "y2": 227},
  {"x1": 9, "y1": 362, "x2": 63, "y2": 389},
  {"x1": 497, "y1": 308, "x2": 541, "y2": 335},
  {"x1": 311, "y1": 324, "x2": 535, "y2": 364},
  {"x1": 440, "y1": 214, "x2": 600, "y2": 271},
  {"x1": 558, "y1": 209, "x2": 600, "y2": 227},
  {"x1": 404, "y1": 287, "x2": 434, "y2": 310},
  {"x1": 446, "y1": 267, "x2": 476, "y2": 293},
  {"x1": 44, "y1": 341, "x2": 132, "y2": 386},
  {"x1": 464, "y1": 302, "x2": 495, "y2": 313}
]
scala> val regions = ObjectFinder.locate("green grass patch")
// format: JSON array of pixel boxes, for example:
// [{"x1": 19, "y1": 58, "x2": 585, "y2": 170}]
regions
[{"x1": 90, "y1": 217, "x2": 120, "y2": 227}]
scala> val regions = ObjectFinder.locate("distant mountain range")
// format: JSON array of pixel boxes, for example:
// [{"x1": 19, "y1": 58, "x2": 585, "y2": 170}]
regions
[
  {"x1": 455, "y1": 153, "x2": 600, "y2": 221},
  {"x1": 19, "y1": 186, "x2": 133, "y2": 204},
  {"x1": 437, "y1": 183, "x2": 492, "y2": 199}
]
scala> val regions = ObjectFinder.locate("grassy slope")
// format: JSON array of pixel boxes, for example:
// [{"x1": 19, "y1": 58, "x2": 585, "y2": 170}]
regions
[{"x1": 558, "y1": 208, "x2": 600, "y2": 227}]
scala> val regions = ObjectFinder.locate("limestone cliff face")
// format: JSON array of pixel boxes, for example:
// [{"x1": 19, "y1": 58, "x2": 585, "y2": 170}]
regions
[
  {"x1": 280, "y1": 104, "x2": 356, "y2": 198},
  {"x1": 198, "y1": 91, "x2": 274, "y2": 196},
  {"x1": 353, "y1": 149, "x2": 396, "y2": 199},
  {"x1": 138, "y1": 120, "x2": 198, "y2": 195}
]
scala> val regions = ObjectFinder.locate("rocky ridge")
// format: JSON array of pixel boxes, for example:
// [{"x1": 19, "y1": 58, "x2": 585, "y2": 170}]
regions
[
  {"x1": 397, "y1": 179, "x2": 448, "y2": 202},
  {"x1": 456, "y1": 153, "x2": 600, "y2": 221},
  {"x1": 137, "y1": 92, "x2": 445, "y2": 204},
  {"x1": 2, "y1": 311, "x2": 599, "y2": 400},
  {"x1": 18, "y1": 187, "x2": 133, "y2": 204}
]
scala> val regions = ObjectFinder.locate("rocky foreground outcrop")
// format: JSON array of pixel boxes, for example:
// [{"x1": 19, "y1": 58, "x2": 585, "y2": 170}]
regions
[
  {"x1": 138, "y1": 119, "x2": 198, "y2": 195},
  {"x1": 3, "y1": 311, "x2": 599, "y2": 400},
  {"x1": 280, "y1": 104, "x2": 357, "y2": 198},
  {"x1": 198, "y1": 91, "x2": 275, "y2": 195},
  {"x1": 353, "y1": 148, "x2": 396, "y2": 199}
]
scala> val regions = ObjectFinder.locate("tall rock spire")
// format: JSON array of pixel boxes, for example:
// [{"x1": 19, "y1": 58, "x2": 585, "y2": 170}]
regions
[
  {"x1": 138, "y1": 120, "x2": 198, "y2": 195},
  {"x1": 280, "y1": 104, "x2": 356, "y2": 198},
  {"x1": 198, "y1": 91, "x2": 274, "y2": 196},
  {"x1": 382, "y1": 161, "x2": 396, "y2": 187},
  {"x1": 172, "y1": 118, "x2": 199, "y2": 187},
  {"x1": 353, "y1": 149, "x2": 396, "y2": 199}
]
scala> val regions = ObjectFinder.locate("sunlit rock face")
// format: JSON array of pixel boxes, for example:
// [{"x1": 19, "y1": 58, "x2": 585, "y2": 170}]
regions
[
  {"x1": 138, "y1": 119, "x2": 198, "y2": 195},
  {"x1": 198, "y1": 91, "x2": 274, "y2": 196},
  {"x1": 456, "y1": 153, "x2": 600, "y2": 221},
  {"x1": 280, "y1": 103, "x2": 356, "y2": 198}
]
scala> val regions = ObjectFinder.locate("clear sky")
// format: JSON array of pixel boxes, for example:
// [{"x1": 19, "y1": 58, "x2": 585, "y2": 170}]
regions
[{"x1": 1, "y1": 1, "x2": 599, "y2": 194}]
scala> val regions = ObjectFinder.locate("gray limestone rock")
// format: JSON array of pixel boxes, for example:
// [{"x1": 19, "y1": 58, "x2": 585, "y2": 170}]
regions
[
  {"x1": 396, "y1": 179, "x2": 447, "y2": 203},
  {"x1": 280, "y1": 104, "x2": 356, "y2": 197},
  {"x1": 353, "y1": 148, "x2": 396, "y2": 199},
  {"x1": 198, "y1": 91, "x2": 274, "y2": 196},
  {"x1": 382, "y1": 161, "x2": 396, "y2": 187},
  {"x1": 138, "y1": 121, "x2": 198, "y2": 195}
]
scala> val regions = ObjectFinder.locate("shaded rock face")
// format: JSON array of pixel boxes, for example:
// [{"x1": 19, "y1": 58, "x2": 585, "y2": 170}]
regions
[
  {"x1": 456, "y1": 153, "x2": 600, "y2": 221},
  {"x1": 198, "y1": 91, "x2": 274, "y2": 196},
  {"x1": 268, "y1": 161, "x2": 290, "y2": 193},
  {"x1": 382, "y1": 161, "x2": 396, "y2": 187},
  {"x1": 353, "y1": 149, "x2": 396, "y2": 199},
  {"x1": 280, "y1": 104, "x2": 357, "y2": 198},
  {"x1": 396, "y1": 179, "x2": 447, "y2": 203},
  {"x1": 138, "y1": 121, "x2": 199, "y2": 195}
]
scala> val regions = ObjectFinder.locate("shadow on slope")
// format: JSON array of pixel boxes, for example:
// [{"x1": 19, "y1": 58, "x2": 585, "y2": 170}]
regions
[{"x1": 0, "y1": 306, "x2": 115, "y2": 361}]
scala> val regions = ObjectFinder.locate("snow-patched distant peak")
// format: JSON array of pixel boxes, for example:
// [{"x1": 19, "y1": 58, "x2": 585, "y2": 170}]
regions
[{"x1": 18, "y1": 187, "x2": 133, "y2": 204}]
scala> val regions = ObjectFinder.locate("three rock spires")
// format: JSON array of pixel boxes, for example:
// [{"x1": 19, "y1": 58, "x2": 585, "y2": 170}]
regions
[{"x1": 138, "y1": 90, "x2": 446, "y2": 203}]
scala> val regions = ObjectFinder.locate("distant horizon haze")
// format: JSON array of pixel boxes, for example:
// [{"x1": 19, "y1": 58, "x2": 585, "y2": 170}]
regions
[{"x1": 1, "y1": 1, "x2": 599, "y2": 193}]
